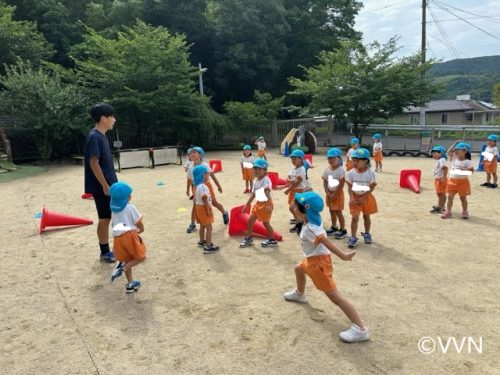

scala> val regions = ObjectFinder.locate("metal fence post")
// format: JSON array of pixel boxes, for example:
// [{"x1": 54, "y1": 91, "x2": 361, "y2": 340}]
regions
[{"x1": 272, "y1": 119, "x2": 278, "y2": 149}]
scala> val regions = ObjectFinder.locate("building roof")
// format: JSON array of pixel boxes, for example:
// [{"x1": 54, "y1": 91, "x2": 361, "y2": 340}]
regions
[{"x1": 404, "y1": 99, "x2": 492, "y2": 113}]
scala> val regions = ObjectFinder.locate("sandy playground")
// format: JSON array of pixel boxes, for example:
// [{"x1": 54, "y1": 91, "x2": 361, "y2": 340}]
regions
[{"x1": 1, "y1": 150, "x2": 499, "y2": 375}]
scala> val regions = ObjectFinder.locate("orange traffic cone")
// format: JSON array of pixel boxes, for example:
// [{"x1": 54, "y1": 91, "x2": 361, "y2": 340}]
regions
[
  {"x1": 267, "y1": 172, "x2": 287, "y2": 189},
  {"x1": 39, "y1": 207, "x2": 93, "y2": 234},
  {"x1": 228, "y1": 205, "x2": 283, "y2": 241},
  {"x1": 209, "y1": 160, "x2": 222, "y2": 173},
  {"x1": 81, "y1": 193, "x2": 93, "y2": 199},
  {"x1": 400, "y1": 169, "x2": 421, "y2": 194}
]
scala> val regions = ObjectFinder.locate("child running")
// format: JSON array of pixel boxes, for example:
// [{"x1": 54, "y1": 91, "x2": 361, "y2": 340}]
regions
[
  {"x1": 430, "y1": 145, "x2": 448, "y2": 214},
  {"x1": 322, "y1": 148, "x2": 347, "y2": 239},
  {"x1": 442, "y1": 141, "x2": 474, "y2": 219},
  {"x1": 345, "y1": 137, "x2": 360, "y2": 171},
  {"x1": 255, "y1": 136, "x2": 267, "y2": 160},
  {"x1": 283, "y1": 191, "x2": 369, "y2": 343},
  {"x1": 240, "y1": 144, "x2": 255, "y2": 193},
  {"x1": 283, "y1": 149, "x2": 308, "y2": 234},
  {"x1": 372, "y1": 134, "x2": 383, "y2": 172},
  {"x1": 193, "y1": 164, "x2": 220, "y2": 254},
  {"x1": 345, "y1": 148, "x2": 378, "y2": 248},
  {"x1": 239, "y1": 159, "x2": 278, "y2": 248},
  {"x1": 109, "y1": 181, "x2": 146, "y2": 293},
  {"x1": 184, "y1": 148, "x2": 195, "y2": 200},
  {"x1": 480, "y1": 134, "x2": 498, "y2": 188},
  {"x1": 186, "y1": 147, "x2": 229, "y2": 233}
]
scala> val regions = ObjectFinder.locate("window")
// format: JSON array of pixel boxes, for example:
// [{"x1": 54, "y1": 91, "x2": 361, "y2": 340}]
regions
[
  {"x1": 465, "y1": 113, "x2": 473, "y2": 122},
  {"x1": 441, "y1": 113, "x2": 448, "y2": 124},
  {"x1": 486, "y1": 112, "x2": 492, "y2": 123},
  {"x1": 409, "y1": 114, "x2": 419, "y2": 125}
]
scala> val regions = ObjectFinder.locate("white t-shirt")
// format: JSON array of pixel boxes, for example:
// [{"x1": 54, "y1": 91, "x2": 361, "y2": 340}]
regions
[
  {"x1": 184, "y1": 159, "x2": 194, "y2": 177},
  {"x1": 187, "y1": 161, "x2": 209, "y2": 180},
  {"x1": 449, "y1": 158, "x2": 473, "y2": 179},
  {"x1": 346, "y1": 147, "x2": 355, "y2": 161},
  {"x1": 240, "y1": 155, "x2": 255, "y2": 166},
  {"x1": 195, "y1": 183, "x2": 212, "y2": 206},
  {"x1": 112, "y1": 204, "x2": 142, "y2": 237},
  {"x1": 252, "y1": 175, "x2": 272, "y2": 198},
  {"x1": 485, "y1": 146, "x2": 498, "y2": 156},
  {"x1": 433, "y1": 157, "x2": 448, "y2": 179},
  {"x1": 256, "y1": 140, "x2": 266, "y2": 150},
  {"x1": 322, "y1": 166, "x2": 345, "y2": 181},
  {"x1": 373, "y1": 142, "x2": 383, "y2": 153},
  {"x1": 300, "y1": 223, "x2": 330, "y2": 258},
  {"x1": 346, "y1": 168, "x2": 376, "y2": 187},
  {"x1": 288, "y1": 165, "x2": 307, "y2": 190}
]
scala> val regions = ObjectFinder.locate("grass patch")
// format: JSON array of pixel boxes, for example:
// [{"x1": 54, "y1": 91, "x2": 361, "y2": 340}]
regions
[{"x1": 0, "y1": 165, "x2": 48, "y2": 183}]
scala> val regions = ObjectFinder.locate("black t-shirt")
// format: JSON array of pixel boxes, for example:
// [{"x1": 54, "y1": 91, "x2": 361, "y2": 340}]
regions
[{"x1": 84, "y1": 128, "x2": 117, "y2": 194}]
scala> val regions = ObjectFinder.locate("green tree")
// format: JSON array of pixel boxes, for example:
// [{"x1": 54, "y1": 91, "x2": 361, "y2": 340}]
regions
[
  {"x1": 493, "y1": 83, "x2": 500, "y2": 107},
  {"x1": 0, "y1": 3, "x2": 53, "y2": 69},
  {"x1": 224, "y1": 91, "x2": 284, "y2": 129},
  {"x1": 72, "y1": 21, "x2": 223, "y2": 145},
  {"x1": 0, "y1": 60, "x2": 90, "y2": 160},
  {"x1": 289, "y1": 38, "x2": 439, "y2": 139}
]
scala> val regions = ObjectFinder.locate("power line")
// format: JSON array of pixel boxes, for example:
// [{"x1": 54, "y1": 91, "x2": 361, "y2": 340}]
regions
[
  {"x1": 431, "y1": 0, "x2": 500, "y2": 23},
  {"x1": 427, "y1": 16, "x2": 500, "y2": 25},
  {"x1": 369, "y1": 0, "x2": 407, "y2": 12}
]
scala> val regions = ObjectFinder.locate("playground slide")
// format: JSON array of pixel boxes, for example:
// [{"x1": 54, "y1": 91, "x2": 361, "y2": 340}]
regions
[{"x1": 280, "y1": 128, "x2": 297, "y2": 154}]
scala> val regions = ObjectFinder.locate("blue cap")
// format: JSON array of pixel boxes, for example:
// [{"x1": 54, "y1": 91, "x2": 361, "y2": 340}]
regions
[
  {"x1": 327, "y1": 148, "x2": 342, "y2": 158},
  {"x1": 243, "y1": 144, "x2": 251, "y2": 150},
  {"x1": 351, "y1": 137, "x2": 360, "y2": 144},
  {"x1": 487, "y1": 134, "x2": 497, "y2": 142},
  {"x1": 187, "y1": 148, "x2": 193, "y2": 154},
  {"x1": 109, "y1": 181, "x2": 132, "y2": 213},
  {"x1": 253, "y1": 159, "x2": 268, "y2": 169},
  {"x1": 192, "y1": 146, "x2": 205, "y2": 159},
  {"x1": 454, "y1": 142, "x2": 471, "y2": 152},
  {"x1": 193, "y1": 164, "x2": 209, "y2": 186},
  {"x1": 372, "y1": 133, "x2": 382, "y2": 140},
  {"x1": 431, "y1": 145, "x2": 447, "y2": 159},
  {"x1": 352, "y1": 148, "x2": 370, "y2": 159},
  {"x1": 290, "y1": 149, "x2": 305, "y2": 158},
  {"x1": 295, "y1": 191, "x2": 324, "y2": 227}
]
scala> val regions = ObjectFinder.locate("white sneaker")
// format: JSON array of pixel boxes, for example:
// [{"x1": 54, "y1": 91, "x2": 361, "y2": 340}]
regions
[
  {"x1": 339, "y1": 324, "x2": 369, "y2": 343},
  {"x1": 283, "y1": 289, "x2": 307, "y2": 303}
]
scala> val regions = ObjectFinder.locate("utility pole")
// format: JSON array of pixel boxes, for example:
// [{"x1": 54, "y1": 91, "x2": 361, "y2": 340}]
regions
[{"x1": 421, "y1": 0, "x2": 427, "y2": 65}]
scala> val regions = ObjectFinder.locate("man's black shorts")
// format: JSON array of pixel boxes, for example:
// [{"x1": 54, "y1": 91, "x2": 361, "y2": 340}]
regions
[{"x1": 93, "y1": 191, "x2": 111, "y2": 219}]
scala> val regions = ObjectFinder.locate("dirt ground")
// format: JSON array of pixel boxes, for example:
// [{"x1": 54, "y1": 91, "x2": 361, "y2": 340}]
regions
[{"x1": 1, "y1": 150, "x2": 499, "y2": 375}]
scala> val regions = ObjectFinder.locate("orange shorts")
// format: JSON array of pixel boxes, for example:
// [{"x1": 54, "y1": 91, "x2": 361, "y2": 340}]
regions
[
  {"x1": 349, "y1": 192, "x2": 378, "y2": 215},
  {"x1": 195, "y1": 204, "x2": 214, "y2": 226},
  {"x1": 484, "y1": 159, "x2": 497, "y2": 174},
  {"x1": 288, "y1": 188, "x2": 305, "y2": 204},
  {"x1": 299, "y1": 255, "x2": 336, "y2": 292},
  {"x1": 113, "y1": 231, "x2": 146, "y2": 262},
  {"x1": 206, "y1": 181, "x2": 216, "y2": 201},
  {"x1": 258, "y1": 150, "x2": 266, "y2": 157},
  {"x1": 434, "y1": 178, "x2": 447, "y2": 194},
  {"x1": 346, "y1": 160, "x2": 354, "y2": 171},
  {"x1": 325, "y1": 189, "x2": 345, "y2": 211},
  {"x1": 242, "y1": 168, "x2": 254, "y2": 181},
  {"x1": 373, "y1": 152, "x2": 383, "y2": 162},
  {"x1": 446, "y1": 178, "x2": 471, "y2": 197},
  {"x1": 252, "y1": 201, "x2": 273, "y2": 223}
]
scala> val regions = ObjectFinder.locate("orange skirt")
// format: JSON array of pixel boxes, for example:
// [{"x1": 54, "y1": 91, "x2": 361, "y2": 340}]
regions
[
  {"x1": 434, "y1": 178, "x2": 447, "y2": 194},
  {"x1": 349, "y1": 192, "x2": 378, "y2": 215},
  {"x1": 252, "y1": 201, "x2": 273, "y2": 223},
  {"x1": 373, "y1": 152, "x2": 383, "y2": 162},
  {"x1": 446, "y1": 178, "x2": 471, "y2": 197},
  {"x1": 288, "y1": 188, "x2": 305, "y2": 204},
  {"x1": 484, "y1": 159, "x2": 497, "y2": 174},
  {"x1": 113, "y1": 231, "x2": 146, "y2": 262},
  {"x1": 195, "y1": 204, "x2": 214, "y2": 226},
  {"x1": 242, "y1": 168, "x2": 254, "y2": 181},
  {"x1": 299, "y1": 255, "x2": 336, "y2": 292},
  {"x1": 258, "y1": 150, "x2": 266, "y2": 157},
  {"x1": 325, "y1": 189, "x2": 345, "y2": 211}
]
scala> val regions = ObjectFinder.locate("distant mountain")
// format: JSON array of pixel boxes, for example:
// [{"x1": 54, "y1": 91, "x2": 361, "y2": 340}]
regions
[{"x1": 428, "y1": 55, "x2": 500, "y2": 102}]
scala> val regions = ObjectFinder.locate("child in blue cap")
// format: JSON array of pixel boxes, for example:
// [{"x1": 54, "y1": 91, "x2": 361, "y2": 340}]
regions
[
  {"x1": 480, "y1": 134, "x2": 498, "y2": 188},
  {"x1": 284, "y1": 149, "x2": 309, "y2": 233},
  {"x1": 346, "y1": 137, "x2": 360, "y2": 171},
  {"x1": 109, "y1": 181, "x2": 146, "y2": 293},
  {"x1": 283, "y1": 191, "x2": 369, "y2": 343},
  {"x1": 372, "y1": 133, "x2": 383, "y2": 172},
  {"x1": 430, "y1": 146, "x2": 448, "y2": 213},
  {"x1": 241, "y1": 144, "x2": 255, "y2": 193},
  {"x1": 322, "y1": 148, "x2": 347, "y2": 238}
]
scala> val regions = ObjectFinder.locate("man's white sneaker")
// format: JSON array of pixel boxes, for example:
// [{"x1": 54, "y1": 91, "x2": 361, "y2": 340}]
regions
[
  {"x1": 283, "y1": 289, "x2": 307, "y2": 303},
  {"x1": 339, "y1": 324, "x2": 369, "y2": 343}
]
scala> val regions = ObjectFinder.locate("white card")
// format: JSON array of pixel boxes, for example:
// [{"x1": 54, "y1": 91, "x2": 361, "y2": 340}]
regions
[
  {"x1": 255, "y1": 187, "x2": 268, "y2": 202},
  {"x1": 328, "y1": 176, "x2": 339, "y2": 191},
  {"x1": 451, "y1": 169, "x2": 472, "y2": 176},
  {"x1": 352, "y1": 182, "x2": 370, "y2": 193},
  {"x1": 482, "y1": 151, "x2": 494, "y2": 162},
  {"x1": 243, "y1": 162, "x2": 254, "y2": 169}
]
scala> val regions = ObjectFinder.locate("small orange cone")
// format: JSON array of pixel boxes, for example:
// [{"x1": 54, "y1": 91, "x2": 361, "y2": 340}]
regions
[
  {"x1": 228, "y1": 205, "x2": 282, "y2": 241},
  {"x1": 400, "y1": 169, "x2": 421, "y2": 194},
  {"x1": 209, "y1": 160, "x2": 222, "y2": 173},
  {"x1": 81, "y1": 193, "x2": 93, "y2": 199},
  {"x1": 267, "y1": 172, "x2": 287, "y2": 189},
  {"x1": 39, "y1": 208, "x2": 93, "y2": 234}
]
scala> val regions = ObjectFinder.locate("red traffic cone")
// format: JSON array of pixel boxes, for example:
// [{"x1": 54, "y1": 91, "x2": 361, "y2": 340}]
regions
[
  {"x1": 400, "y1": 169, "x2": 421, "y2": 194},
  {"x1": 228, "y1": 205, "x2": 283, "y2": 241},
  {"x1": 39, "y1": 208, "x2": 93, "y2": 234},
  {"x1": 209, "y1": 159, "x2": 222, "y2": 173},
  {"x1": 268, "y1": 172, "x2": 287, "y2": 189},
  {"x1": 304, "y1": 154, "x2": 313, "y2": 167},
  {"x1": 81, "y1": 193, "x2": 93, "y2": 199}
]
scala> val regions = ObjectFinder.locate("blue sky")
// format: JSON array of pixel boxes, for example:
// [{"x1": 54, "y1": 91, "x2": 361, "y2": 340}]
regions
[{"x1": 355, "y1": 0, "x2": 500, "y2": 61}]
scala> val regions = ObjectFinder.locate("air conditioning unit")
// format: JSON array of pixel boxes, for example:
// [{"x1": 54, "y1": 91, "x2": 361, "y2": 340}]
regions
[{"x1": 456, "y1": 95, "x2": 471, "y2": 101}]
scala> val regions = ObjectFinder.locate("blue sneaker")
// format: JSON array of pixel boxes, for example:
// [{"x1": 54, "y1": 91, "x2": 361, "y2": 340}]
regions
[
  {"x1": 361, "y1": 232, "x2": 373, "y2": 243},
  {"x1": 222, "y1": 211, "x2": 229, "y2": 225},
  {"x1": 100, "y1": 251, "x2": 116, "y2": 263},
  {"x1": 111, "y1": 262, "x2": 125, "y2": 282},
  {"x1": 126, "y1": 280, "x2": 141, "y2": 293},
  {"x1": 347, "y1": 236, "x2": 358, "y2": 248}
]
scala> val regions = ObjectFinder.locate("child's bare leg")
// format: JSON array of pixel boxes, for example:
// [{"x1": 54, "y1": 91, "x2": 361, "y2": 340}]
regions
[
  {"x1": 294, "y1": 265, "x2": 307, "y2": 294},
  {"x1": 459, "y1": 196, "x2": 468, "y2": 212},
  {"x1": 246, "y1": 214, "x2": 257, "y2": 236},
  {"x1": 335, "y1": 210, "x2": 345, "y2": 229},
  {"x1": 199, "y1": 225, "x2": 205, "y2": 242},
  {"x1": 289, "y1": 203, "x2": 297, "y2": 219},
  {"x1": 350, "y1": 215, "x2": 359, "y2": 237},
  {"x1": 486, "y1": 172, "x2": 491, "y2": 183},
  {"x1": 205, "y1": 224, "x2": 213, "y2": 244},
  {"x1": 493, "y1": 172, "x2": 498, "y2": 184},
  {"x1": 329, "y1": 210, "x2": 337, "y2": 228},
  {"x1": 123, "y1": 258, "x2": 145, "y2": 283},
  {"x1": 190, "y1": 202, "x2": 196, "y2": 224},
  {"x1": 250, "y1": 180, "x2": 253, "y2": 190},
  {"x1": 263, "y1": 222, "x2": 274, "y2": 239},
  {"x1": 363, "y1": 214, "x2": 371, "y2": 233},
  {"x1": 438, "y1": 193, "x2": 446, "y2": 209},
  {"x1": 212, "y1": 197, "x2": 225, "y2": 214},
  {"x1": 446, "y1": 192, "x2": 456, "y2": 212},
  {"x1": 325, "y1": 289, "x2": 366, "y2": 330}
]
